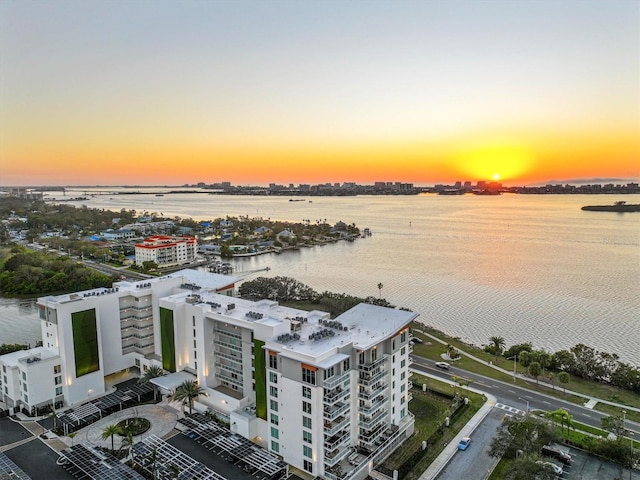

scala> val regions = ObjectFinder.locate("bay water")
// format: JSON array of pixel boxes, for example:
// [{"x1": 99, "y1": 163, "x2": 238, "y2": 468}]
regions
[{"x1": 2, "y1": 190, "x2": 639, "y2": 365}]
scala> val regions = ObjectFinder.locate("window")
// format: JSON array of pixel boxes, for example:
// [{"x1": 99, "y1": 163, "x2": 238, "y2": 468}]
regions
[
  {"x1": 303, "y1": 430, "x2": 312, "y2": 444},
  {"x1": 193, "y1": 339, "x2": 197, "y2": 349},
  {"x1": 303, "y1": 416, "x2": 312, "y2": 429},
  {"x1": 270, "y1": 413, "x2": 279, "y2": 425},
  {"x1": 23, "y1": 394, "x2": 28, "y2": 402},
  {"x1": 271, "y1": 426, "x2": 279, "y2": 439},
  {"x1": 270, "y1": 386, "x2": 278, "y2": 398},
  {"x1": 194, "y1": 350, "x2": 197, "y2": 359},
  {"x1": 302, "y1": 401, "x2": 312, "y2": 414},
  {"x1": 303, "y1": 460, "x2": 313, "y2": 473},
  {"x1": 401, "y1": 331, "x2": 407, "y2": 342},
  {"x1": 401, "y1": 372, "x2": 406, "y2": 380},
  {"x1": 392, "y1": 339, "x2": 396, "y2": 350},
  {"x1": 401, "y1": 396, "x2": 405, "y2": 404},
  {"x1": 401, "y1": 359, "x2": 406, "y2": 368},
  {"x1": 269, "y1": 353, "x2": 278, "y2": 369},
  {"x1": 21, "y1": 372, "x2": 26, "y2": 381},
  {"x1": 270, "y1": 399, "x2": 278, "y2": 412},
  {"x1": 192, "y1": 316, "x2": 195, "y2": 327},
  {"x1": 54, "y1": 365, "x2": 61, "y2": 374},
  {"x1": 359, "y1": 352, "x2": 365, "y2": 364},
  {"x1": 55, "y1": 386, "x2": 63, "y2": 396},
  {"x1": 271, "y1": 441, "x2": 279, "y2": 453},
  {"x1": 55, "y1": 376, "x2": 62, "y2": 385},
  {"x1": 269, "y1": 372, "x2": 278, "y2": 384},
  {"x1": 324, "y1": 366, "x2": 334, "y2": 379},
  {"x1": 401, "y1": 408, "x2": 405, "y2": 418},
  {"x1": 303, "y1": 445, "x2": 312, "y2": 458},
  {"x1": 371, "y1": 348, "x2": 377, "y2": 361},
  {"x1": 401, "y1": 384, "x2": 405, "y2": 392},
  {"x1": 343, "y1": 359, "x2": 350, "y2": 371},
  {"x1": 302, "y1": 385, "x2": 311, "y2": 399},
  {"x1": 302, "y1": 367, "x2": 316, "y2": 385},
  {"x1": 401, "y1": 346, "x2": 406, "y2": 355}
]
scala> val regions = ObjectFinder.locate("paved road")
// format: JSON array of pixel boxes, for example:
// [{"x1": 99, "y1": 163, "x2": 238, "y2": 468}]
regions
[
  {"x1": 436, "y1": 408, "x2": 504, "y2": 480},
  {"x1": 410, "y1": 356, "x2": 639, "y2": 434}
]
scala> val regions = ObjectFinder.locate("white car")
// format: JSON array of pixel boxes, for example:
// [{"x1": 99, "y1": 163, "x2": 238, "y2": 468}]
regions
[
  {"x1": 435, "y1": 362, "x2": 450, "y2": 370},
  {"x1": 536, "y1": 461, "x2": 563, "y2": 476}
]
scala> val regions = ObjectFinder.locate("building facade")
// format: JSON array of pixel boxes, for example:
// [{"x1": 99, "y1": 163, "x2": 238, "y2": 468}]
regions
[
  {"x1": 134, "y1": 235, "x2": 197, "y2": 268},
  {"x1": 0, "y1": 270, "x2": 416, "y2": 480}
]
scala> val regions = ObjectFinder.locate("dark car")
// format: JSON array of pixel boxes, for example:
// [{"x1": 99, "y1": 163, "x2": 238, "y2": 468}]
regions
[{"x1": 541, "y1": 445, "x2": 572, "y2": 465}]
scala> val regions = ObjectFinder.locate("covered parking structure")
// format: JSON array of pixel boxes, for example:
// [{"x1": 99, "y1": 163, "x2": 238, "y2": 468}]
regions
[
  {"x1": 57, "y1": 382, "x2": 155, "y2": 435},
  {"x1": 178, "y1": 413, "x2": 288, "y2": 480},
  {"x1": 133, "y1": 435, "x2": 227, "y2": 480},
  {"x1": 58, "y1": 444, "x2": 144, "y2": 480},
  {"x1": 0, "y1": 452, "x2": 30, "y2": 480}
]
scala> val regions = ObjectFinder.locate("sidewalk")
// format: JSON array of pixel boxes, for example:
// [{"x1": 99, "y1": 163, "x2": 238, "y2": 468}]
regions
[
  {"x1": 413, "y1": 371, "x2": 497, "y2": 480},
  {"x1": 413, "y1": 327, "x2": 640, "y2": 416}
]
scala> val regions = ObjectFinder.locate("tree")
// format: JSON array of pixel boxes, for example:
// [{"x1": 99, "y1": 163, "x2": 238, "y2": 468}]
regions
[
  {"x1": 174, "y1": 380, "x2": 207, "y2": 414},
  {"x1": 377, "y1": 282, "x2": 383, "y2": 298},
  {"x1": 138, "y1": 365, "x2": 165, "y2": 401},
  {"x1": 558, "y1": 371, "x2": 570, "y2": 394},
  {"x1": 545, "y1": 408, "x2": 574, "y2": 439},
  {"x1": 67, "y1": 431, "x2": 77, "y2": 446},
  {"x1": 489, "y1": 336, "x2": 506, "y2": 359},
  {"x1": 488, "y1": 415, "x2": 558, "y2": 460},
  {"x1": 601, "y1": 415, "x2": 625, "y2": 438},
  {"x1": 101, "y1": 424, "x2": 124, "y2": 453},
  {"x1": 142, "y1": 260, "x2": 158, "y2": 272},
  {"x1": 505, "y1": 457, "x2": 557, "y2": 480},
  {"x1": 529, "y1": 361, "x2": 542, "y2": 383}
]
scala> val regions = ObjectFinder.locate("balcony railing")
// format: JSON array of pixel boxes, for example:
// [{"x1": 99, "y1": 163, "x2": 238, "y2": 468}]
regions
[
  {"x1": 323, "y1": 443, "x2": 351, "y2": 468},
  {"x1": 323, "y1": 370, "x2": 350, "y2": 389},
  {"x1": 323, "y1": 387, "x2": 350, "y2": 405},
  {"x1": 324, "y1": 430, "x2": 350, "y2": 451},
  {"x1": 357, "y1": 383, "x2": 386, "y2": 400},
  {"x1": 359, "y1": 395, "x2": 386, "y2": 415},
  {"x1": 324, "y1": 416, "x2": 350, "y2": 436},
  {"x1": 357, "y1": 368, "x2": 386, "y2": 386},
  {"x1": 324, "y1": 402, "x2": 350, "y2": 421},
  {"x1": 358, "y1": 354, "x2": 388, "y2": 372},
  {"x1": 358, "y1": 408, "x2": 387, "y2": 430}
]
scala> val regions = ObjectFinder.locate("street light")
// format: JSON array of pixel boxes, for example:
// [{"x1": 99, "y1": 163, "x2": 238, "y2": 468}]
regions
[{"x1": 518, "y1": 397, "x2": 530, "y2": 415}]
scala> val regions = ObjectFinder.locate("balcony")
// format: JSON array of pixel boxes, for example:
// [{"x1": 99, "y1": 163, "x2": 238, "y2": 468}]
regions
[
  {"x1": 324, "y1": 443, "x2": 351, "y2": 468},
  {"x1": 357, "y1": 367, "x2": 386, "y2": 386},
  {"x1": 324, "y1": 402, "x2": 350, "y2": 421},
  {"x1": 323, "y1": 386, "x2": 350, "y2": 405},
  {"x1": 324, "y1": 430, "x2": 350, "y2": 451},
  {"x1": 357, "y1": 383, "x2": 386, "y2": 400},
  {"x1": 358, "y1": 408, "x2": 387, "y2": 430},
  {"x1": 358, "y1": 354, "x2": 388, "y2": 373},
  {"x1": 323, "y1": 370, "x2": 350, "y2": 389},
  {"x1": 358, "y1": 423, "x2": 386, "y2": 447},
  {"x1": 324, "y1": 415, "x2": 350, "y2": 436},
  {"x1": 359, "y1": 395, "x2": 386, "y2": 415}
]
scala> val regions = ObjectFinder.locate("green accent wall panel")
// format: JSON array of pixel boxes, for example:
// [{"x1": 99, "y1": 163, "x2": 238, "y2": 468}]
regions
[
  {"x1": 160, "y1": 307, "x2": 176, "y2": 372},
  {"x1": 253, "y1": 339, "x2": 267, "y2": 420},
  {"x1": 72, "y1": 309, "x2": 100, "y2": 377}
]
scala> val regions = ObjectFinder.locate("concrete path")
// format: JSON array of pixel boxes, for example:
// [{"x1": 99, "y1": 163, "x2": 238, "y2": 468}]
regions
[{"x1": 61, "y1": 404, "x2": 178, "y2": 450}]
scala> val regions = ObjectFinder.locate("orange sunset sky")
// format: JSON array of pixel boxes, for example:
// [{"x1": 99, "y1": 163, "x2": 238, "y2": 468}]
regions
[{"x1": 1, "y1": 0, "x2": 638, "y2": 187}]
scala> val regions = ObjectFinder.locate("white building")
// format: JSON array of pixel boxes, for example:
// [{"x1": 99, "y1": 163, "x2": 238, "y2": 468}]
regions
[
  {"x1": 0, "y1": 270, "x2": 417, "y2": 480},
  {"x1": 134, "y1": 235, "x2": 197, "y2": 268}
]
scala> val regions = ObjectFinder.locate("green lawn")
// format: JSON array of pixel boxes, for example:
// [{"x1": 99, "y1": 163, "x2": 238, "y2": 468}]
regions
[{"x1": 411, "y1": 322, "x2": 640, "y2": 422}]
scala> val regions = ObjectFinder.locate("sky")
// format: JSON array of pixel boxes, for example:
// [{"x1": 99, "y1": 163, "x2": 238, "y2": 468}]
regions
[{"x1": 1, "y1": 0, "x2": 638, "y2": 187}]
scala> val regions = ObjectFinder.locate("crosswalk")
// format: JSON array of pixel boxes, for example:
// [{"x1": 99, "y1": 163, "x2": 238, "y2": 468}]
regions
[{"x1": 494, "y1": 402, "x2": 526, "y2": 416}]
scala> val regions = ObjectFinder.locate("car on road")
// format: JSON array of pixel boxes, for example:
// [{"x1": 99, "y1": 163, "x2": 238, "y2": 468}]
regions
[
  {"x1": 541, "y1": 445, "x2": 572, "y2": 464},
  {"x1": 435, "y1": 361, "x2": 450, "y2": 370},
  {"x1": 457, "y1": 436, "x2": 471, "y2": 450},
  {"x1": 536, "y1": 460, "x2": 563, "y2": 476}
]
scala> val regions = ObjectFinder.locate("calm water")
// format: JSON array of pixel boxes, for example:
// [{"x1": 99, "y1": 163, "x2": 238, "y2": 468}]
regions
[{"x1": 3, "y1": 190, "x2": 639, "y2": 365}]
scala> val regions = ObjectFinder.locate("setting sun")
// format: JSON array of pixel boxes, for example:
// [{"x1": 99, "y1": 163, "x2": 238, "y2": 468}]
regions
[
  {"x1": 492, "y1": 173, "x2": 500, "y2": 180},
  {"x1": 453, "y1": 141, "x2": 535, "y2": 183}
]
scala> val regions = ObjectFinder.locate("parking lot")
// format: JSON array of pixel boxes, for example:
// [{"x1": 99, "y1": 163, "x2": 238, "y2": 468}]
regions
[{"x1": 551, "y1": 445, "x2": 639, "y2": 480}]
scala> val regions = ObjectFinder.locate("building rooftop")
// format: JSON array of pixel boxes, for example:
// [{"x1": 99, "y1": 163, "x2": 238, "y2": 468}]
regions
[{"x1": 0, "y1": 347, "x2": 59, "y2": 368}]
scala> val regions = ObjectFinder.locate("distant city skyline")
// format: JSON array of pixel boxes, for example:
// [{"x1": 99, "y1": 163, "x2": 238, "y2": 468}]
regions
[{"x1": 1, "y1": 0, "x2": 638, "y2": 186}]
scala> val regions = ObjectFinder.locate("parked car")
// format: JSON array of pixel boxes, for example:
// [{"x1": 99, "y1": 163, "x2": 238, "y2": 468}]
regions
[
  {"x1": 435, "y1": 362, "x2": 450, "y2": 370},
  {"x1": 411, "y1": 337, "x2": 424, "y2": 344},
  {"x1": 541, "y1": 445, "x2": 572, "y2": 464},
  {"x1": 536, "y1": 460, "x2": 563, "y2": 476},
  {"x1": 457, "y1": 437, "x2": 471, "y2": 450}
]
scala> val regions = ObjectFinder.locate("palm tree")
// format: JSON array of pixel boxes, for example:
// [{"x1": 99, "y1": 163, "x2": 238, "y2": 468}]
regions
[
  {"x1": 377, "y1": 283, "x2": 383, "y2": 298},
  {"x1": 174, "y1": 380, "x2": 208, "y2": 414},
  {"x1": 489, "y1": 336, "x2": 506, "y2": 359},
  {"x1": 138, "y1": 365, "x2": 165, "y2": 401},
  {"x1": 101, "y1": 424, "x2": 124, "y2": 453}
]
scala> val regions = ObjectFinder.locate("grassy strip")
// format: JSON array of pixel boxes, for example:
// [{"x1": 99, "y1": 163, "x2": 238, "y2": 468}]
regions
[{"x1": 411, "y1": 322, "x2": 640, "y2": 422}]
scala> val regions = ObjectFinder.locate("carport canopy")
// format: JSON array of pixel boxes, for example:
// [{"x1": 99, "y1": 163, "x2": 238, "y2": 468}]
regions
[{"x1": 150, "y1": 370, "x2": 197, "y2": 394}]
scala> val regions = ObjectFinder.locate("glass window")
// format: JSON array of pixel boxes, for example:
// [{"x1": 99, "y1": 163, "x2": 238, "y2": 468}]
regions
[
  {"x1": 271, "y1": 441, "x2": 279, "y2": 453},
  {"x1": 302, "y1": 367, "x2": 316, "y2": 385},
  {"x1": 270, "y1": 413, "x2": 279, "y2": 425},
  {"x1": 303, "y1": 445, "x2": 312, "y2": 458},
  {"x1": 270, "y1": 399, "x2": 278, "y2": 412},
  {"x1": 303, "y1": 430, "x2": 312, "y2": 443},
  {"x1": 269, "y1": 371, "x2": 278, "y2": 383},
  {"x1": 302, "y1": 401, "x2": 312, "y2": 414},
  {"x1": 54, "y1": 365, "x2": 61, "y2": 374},
  {"x1": 271, "y1": 426, "x2": 279, "y2": 439},
  {"x1": 303, "y1": 416, "x2": 312, "y2": 429},
  {"x1": 55, "y1": 386, "x2": 63, "y2": 396},
  {"x1": 343, "y1": 359, "x2": 350, "y2": 371},
  {"x1": 304, "y1": 460, "x2": 313, "y2": 473},
  {"x1": 269, "y1": 354, "x2": 278, "y2": 369},
  {"x1": 401, "y1": 346, "x2": 406, "y2": 355},
  {"x1": 270, "y1": 386, "x2": 278, "y2": 398},
  {"x1": 302, "y1": 385, "x2": 311, "y2": 399}
]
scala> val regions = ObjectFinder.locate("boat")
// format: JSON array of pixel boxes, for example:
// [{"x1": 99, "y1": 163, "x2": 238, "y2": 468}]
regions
[
  {"x1": 581, "y1": 201, "x2": 640, "y2": 212},
  {"x1": 156, "y1": 194, "x2": 164, "y2": 197}
]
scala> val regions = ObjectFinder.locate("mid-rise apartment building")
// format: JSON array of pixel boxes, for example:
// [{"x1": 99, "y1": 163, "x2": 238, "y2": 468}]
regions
[
  {"x1": 0, "y1": 270, "x2": 417, "y2": 480},
  {"x1": 134, "y1": 235, "x2": 197, "y2": 267}
]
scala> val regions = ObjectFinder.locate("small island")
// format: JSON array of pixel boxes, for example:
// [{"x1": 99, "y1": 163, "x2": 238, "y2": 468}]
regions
[{"x1": 581, "y1": 201, "x2": 640, "y2": 212}]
